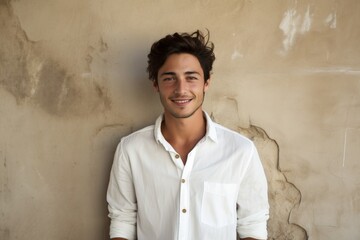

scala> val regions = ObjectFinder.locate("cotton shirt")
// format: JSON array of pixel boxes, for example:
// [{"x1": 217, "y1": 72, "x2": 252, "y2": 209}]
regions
[{"x1": 107, "y1": 112, "x2": 269, "y2": 240}]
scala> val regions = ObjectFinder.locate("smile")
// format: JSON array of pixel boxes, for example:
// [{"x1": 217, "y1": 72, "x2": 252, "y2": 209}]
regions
[{"x1": 172, "y1": 99, "x2": 192, "y2": 104}]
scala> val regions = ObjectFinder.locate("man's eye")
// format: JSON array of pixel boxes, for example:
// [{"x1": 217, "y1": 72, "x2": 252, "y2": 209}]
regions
[
  {"x1": 187, "y1": 76, "x2": 197, "y2": 80},
  {"x1": 164, "y1": 77, "x2": 175, "y2": 81}
]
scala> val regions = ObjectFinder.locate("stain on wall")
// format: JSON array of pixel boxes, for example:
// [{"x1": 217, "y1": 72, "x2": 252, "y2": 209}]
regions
[{"x1": 0, "y1": 2, "x2": 110, "y2": 117}]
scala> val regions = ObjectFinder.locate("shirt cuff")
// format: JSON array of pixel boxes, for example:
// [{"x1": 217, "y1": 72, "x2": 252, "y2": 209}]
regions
[
  {"x1": 109, "y1": 219, "x2": 136, "y2": 240},
  {"x1": 237, "y1": 210, "x2": 269, "y2": 239}
]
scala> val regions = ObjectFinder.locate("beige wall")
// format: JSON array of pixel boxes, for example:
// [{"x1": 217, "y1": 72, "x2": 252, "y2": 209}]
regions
[{"x1": 1, "y1": 0, "x2": 359, "y2": 239}]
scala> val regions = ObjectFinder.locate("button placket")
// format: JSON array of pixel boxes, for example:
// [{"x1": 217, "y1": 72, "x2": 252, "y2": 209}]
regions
[
  {"x1": 172, "y1": 152, "x2": 183, "y2": 169},
  {"x1": 178, "y1": 149, "x2": 196, "y2": 240},
  {"x1": 178, "y1": 171, "x2": 189, "y2": 240},
  {"x1": 179, "y1": 170, "x2": 189, "y2": 214}
]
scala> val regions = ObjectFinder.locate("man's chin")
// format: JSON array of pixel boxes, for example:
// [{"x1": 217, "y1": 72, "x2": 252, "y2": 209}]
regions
[
  {"x1": 167, "y1": 112, "x2": 193, "y2": 119},
  {"x1": 167, "y1": 108, "x2": 201, "y2": 119}
]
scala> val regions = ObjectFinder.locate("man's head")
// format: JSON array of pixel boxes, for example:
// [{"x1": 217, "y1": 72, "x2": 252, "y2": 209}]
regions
[{"x1": 147, "y1": 30, "x2": 215, "y2": 83}]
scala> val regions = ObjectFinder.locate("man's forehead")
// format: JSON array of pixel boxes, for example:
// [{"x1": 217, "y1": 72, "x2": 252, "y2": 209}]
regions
[{"x1": 159, "y1": 54, "x2": 202, "y2": 70}]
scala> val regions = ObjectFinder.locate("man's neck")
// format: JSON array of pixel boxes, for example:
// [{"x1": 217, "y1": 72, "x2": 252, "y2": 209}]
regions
[
  {"x1": 162, "y1": 110, "x2": 206, "y2": 141},
  {"x1": 161, "y1": 110, "x2": 207, "y2": 163}
]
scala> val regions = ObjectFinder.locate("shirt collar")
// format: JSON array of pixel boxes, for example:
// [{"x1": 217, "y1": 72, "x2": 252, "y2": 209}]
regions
[{"x1": 154, "y1": 111, "x2": 218, "y2": 145}]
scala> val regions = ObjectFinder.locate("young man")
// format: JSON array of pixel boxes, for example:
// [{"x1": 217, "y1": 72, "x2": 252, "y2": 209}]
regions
[{"x1": 107, "y1": 30, "x2": 269, "y2": 240}]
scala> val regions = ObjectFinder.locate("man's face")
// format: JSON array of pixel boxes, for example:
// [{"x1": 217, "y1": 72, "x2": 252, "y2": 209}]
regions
[{"x1": 154, "y1": 53, "x2": 210, "y2": 119}]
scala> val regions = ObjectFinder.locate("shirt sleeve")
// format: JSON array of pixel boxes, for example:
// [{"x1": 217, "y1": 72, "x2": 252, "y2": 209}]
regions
[
  {"x1": 107, "y1": 140, "x2": 137, "y2": 240},
  {"x1": 237, "y1": 143, "x2": 269, "y2": 239}
]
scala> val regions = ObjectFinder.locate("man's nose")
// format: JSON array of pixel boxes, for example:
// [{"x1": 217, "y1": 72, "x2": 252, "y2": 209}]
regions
[{"x1": 174, "y1": 78, "x2": 186, "y2": 94}]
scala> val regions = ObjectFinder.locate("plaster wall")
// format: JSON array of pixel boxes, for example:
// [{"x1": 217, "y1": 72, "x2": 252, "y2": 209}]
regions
[{"x1": 1, "y1": 0, "x2": 359, "y2": 239}]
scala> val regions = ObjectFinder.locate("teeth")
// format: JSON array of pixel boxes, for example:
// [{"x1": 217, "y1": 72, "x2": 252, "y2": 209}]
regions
[{"x1": 174, "y1": 100, "x2": 190, "y2": 103}]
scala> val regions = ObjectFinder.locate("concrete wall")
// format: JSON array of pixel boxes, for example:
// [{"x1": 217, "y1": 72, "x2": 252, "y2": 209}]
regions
[{"x1": 1, "y1": 0, "x2": 359, "y2": 239}]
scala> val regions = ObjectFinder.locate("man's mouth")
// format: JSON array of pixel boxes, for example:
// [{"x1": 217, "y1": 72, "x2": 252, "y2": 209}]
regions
[
  {"x1": 172, "y1": 99, "x2": 191, "y2": 104},
  {"x1": 170, "y1": 97, "x2": 193, "y2": 105}
]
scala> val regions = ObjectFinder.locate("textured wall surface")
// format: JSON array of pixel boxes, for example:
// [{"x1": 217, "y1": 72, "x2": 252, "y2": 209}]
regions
[{"x1": 1, "y1": 0, "x2": 359, "y2": 239}]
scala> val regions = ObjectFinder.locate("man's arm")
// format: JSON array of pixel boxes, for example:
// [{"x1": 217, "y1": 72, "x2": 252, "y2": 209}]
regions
[
  {"x1": 107, "y1": 141, "x2": 137, "y2": 240},
  {"x1": 236, "y1": 143, "x2": 269, "y2": 239}
]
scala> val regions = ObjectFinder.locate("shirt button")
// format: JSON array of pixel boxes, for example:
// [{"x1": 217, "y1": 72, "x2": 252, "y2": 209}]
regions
[
  {"x1": 182, "y1": 209, "x2": 187, "y2": 213},
  {"x1": 181, "y1": 179, "x2": 185, "y2": 183},
  {"x1": 175, "y1": 154, "x2": 180, "y2": 159}
]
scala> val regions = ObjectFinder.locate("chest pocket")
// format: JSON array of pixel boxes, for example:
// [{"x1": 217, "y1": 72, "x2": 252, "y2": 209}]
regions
[{"x1": 201, "y1": 182, "x2": 238, "y2": 228}]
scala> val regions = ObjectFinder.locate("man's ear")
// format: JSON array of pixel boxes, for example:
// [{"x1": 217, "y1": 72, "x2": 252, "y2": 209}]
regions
[
  {"x1": 153, "y1": 80, "x2": 159, "y2": 92},
  {"x1": 204, "y1": 78, "x2": 211, "y2": 92}
]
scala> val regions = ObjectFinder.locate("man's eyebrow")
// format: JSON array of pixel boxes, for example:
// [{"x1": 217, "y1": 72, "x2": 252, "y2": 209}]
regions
[
  {"x1": 159, "y1": 71, "x2": 201, "y2": 76},
  {"x1": 185, "y1": 71, "x2": 201, "y2": 75},
  {"x1": 160, "y1": 72, "x2": 176, "y2": 76}
]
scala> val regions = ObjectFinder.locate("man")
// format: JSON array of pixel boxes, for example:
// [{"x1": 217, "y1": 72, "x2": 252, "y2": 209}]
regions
[{"x1": 107, "y1": 30, "x2": 269, "y2": 240}]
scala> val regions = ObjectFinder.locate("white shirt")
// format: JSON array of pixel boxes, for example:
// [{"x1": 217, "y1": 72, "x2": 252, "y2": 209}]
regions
[{"x1": 107, "y1": 112, "x2": 269, "y2": 240}]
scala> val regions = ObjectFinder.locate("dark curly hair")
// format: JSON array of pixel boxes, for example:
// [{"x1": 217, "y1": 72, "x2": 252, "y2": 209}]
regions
[{"x1": 147, "y1": 30, "x2": 215, "y2": 82}]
